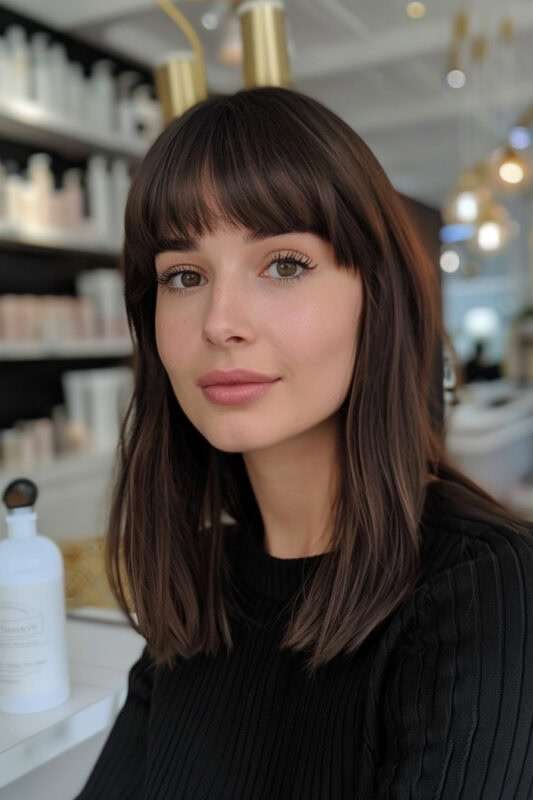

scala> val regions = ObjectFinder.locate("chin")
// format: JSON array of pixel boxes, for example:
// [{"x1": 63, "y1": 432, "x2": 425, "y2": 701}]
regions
[{"x1": 199, "y1": 426, "x2": 280, "y2": 455}]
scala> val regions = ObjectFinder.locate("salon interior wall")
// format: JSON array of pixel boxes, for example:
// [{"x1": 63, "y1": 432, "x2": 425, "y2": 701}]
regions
[{"x1": 441, "y1": 191, "x2": 532, "y2": 369}]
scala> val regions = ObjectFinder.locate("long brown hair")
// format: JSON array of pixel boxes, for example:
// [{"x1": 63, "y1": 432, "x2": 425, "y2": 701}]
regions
[{"x1": 106, "y1": 85, "x2": 531, "y2": 677}]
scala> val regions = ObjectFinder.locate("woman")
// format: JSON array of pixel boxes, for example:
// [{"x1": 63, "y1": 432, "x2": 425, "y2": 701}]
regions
[{"x1": 75, "y1": 86, "x2": 533, "y2": 799}]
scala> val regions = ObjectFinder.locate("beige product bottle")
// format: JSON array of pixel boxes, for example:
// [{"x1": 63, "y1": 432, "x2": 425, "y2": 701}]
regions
[{"x1": 0, "y1": 477, "x2": 70, "y2": 713}]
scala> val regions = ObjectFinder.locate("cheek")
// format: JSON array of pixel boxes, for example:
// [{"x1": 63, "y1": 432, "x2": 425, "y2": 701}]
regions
[
  {"x1": 278, "y1": 287, "x2": 360, "y2": 413},
  {"x1": 154, "y1": 299, "x2": 190, "y2": 371},
  {"x1": 279, "y1": 293, "x2": 359, "y2": 375}
]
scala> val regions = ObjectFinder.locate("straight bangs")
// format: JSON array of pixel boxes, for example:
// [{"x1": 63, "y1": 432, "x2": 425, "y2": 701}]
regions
[{"x1": 124, "y1": 91, "x2": 380, "y2": 285}]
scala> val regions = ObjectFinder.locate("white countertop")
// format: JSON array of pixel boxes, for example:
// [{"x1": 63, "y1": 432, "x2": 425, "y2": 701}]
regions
[{"x1": 0, "y1": 610, "x2": 146, "y2": 789}]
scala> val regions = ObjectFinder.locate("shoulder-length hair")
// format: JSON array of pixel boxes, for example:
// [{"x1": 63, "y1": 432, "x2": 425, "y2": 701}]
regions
[{"x1": 106, "y1": 85, "x2": 531, "y2": 677}]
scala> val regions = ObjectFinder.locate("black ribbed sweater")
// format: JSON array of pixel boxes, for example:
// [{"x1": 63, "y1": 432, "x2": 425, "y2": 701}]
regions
[{"x1": 74, "y1": 507, "x2": 533, "y2": 799}]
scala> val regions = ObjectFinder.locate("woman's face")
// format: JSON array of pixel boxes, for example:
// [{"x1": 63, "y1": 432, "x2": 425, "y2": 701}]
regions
[{"x1": 154, "y1": 222, "x2": 363, "y2": 453}]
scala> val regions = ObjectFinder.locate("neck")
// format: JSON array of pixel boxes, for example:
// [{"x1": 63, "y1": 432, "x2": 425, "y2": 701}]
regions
[{"x1": 242, "y1": 416, "x2": 340, "y2": 558}]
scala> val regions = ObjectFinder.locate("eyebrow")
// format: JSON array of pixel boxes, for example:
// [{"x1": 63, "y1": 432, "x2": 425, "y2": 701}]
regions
[{"x1": 154, "y1": 230, "x2": 293, "y2": 255}]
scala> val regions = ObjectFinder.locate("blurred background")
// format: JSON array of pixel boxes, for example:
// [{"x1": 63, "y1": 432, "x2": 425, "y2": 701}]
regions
[{"x1": 0, "y1": 2, "x2": 532, "y2": 796}]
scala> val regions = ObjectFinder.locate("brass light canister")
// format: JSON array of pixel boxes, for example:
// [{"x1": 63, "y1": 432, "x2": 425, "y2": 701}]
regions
[
  {"x1": 154, "y1": 49, "x2": 207, "y2": 124},
  {"x1": 153, "y1": 0, "x2": 208, "y2": 123},
  {"x1": 236, "y1": 0, "x2": 291, "y2": 88}
]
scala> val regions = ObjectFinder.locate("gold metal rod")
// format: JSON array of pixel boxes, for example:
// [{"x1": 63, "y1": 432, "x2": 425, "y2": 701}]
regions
[
  {"x1": 498, "y1": 16, "x2": 514, "y2": 42},
  {"x1": 453, "y1": 10, "x2": 469, "y2": 41},
  {"x1": 153, "y1": 0, "x2": 208, "y2": 121},
  {"x1": 154, "y1": 0, "x2": 204, "y2": 62},
  {"x1": 471, "y1": 34, "x2": 488, "y2": 63}
]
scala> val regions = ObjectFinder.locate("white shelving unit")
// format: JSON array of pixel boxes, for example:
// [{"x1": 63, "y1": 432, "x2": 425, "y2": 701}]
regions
[
  {"x1": 0, "y1": 337, "x2": 133, "y2": 360},
  {"x1": 0, "y1": 220, "x2": 121, "y2": 256},
  {"x1": 0, "y1": 93, "x2": 147, "y2": 163}
]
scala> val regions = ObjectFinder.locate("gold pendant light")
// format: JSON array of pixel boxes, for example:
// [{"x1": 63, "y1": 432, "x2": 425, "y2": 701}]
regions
[
  {"x1": 490, "y1": 143, "x2": 531, "y2": 189},
  {"x1": 442, "y1": 162, "x2": 491, "y2": 225},
  {"x1": 487, "y1": 14, "x2": 531, "y2": 191},
  {"x1": 466, "y1": 197, "x2": 520, "y2": 256},
  {"x1": 236, "y1": 0, "x2": 291, "y2": 88},
  {"x1": 153, "y1": 0, "x2": 292, "y2": 121},
  {"x1": 153, "y1": 0, "x2": 208, "y2": 124}
]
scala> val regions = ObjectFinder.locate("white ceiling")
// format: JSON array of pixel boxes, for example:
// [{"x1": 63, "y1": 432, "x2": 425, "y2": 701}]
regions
[{"x1": 4, "y1": 0, "x2": 533, "y2": 209}]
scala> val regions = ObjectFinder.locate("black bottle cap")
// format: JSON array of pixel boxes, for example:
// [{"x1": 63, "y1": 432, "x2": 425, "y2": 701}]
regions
[{"x1": 2, "y1": 478, "x2": 38, "y2": 510}]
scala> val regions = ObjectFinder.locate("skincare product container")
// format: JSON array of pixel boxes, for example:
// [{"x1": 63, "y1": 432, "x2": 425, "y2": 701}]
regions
[
  {"x1": 86, "y1": 155, "x2": 111, "y2": 241},
  {"x1": 5, "y1": 25, "x2": 31, "y2": 100},
  {"x1": 116, "y1": 71, "x2": 140, "y2": 139},
  {"x1": 48, "y1": 41, "x2": 68, "y2": 116},
  {"x1": 89, "y1": 60, "x2": 115, "y2": 133},
  {"x1": 27, "y1": 153, "x2": 54, "y2": 227},
  {"x1": 0, "y1": 478, "x2": 70, "y2": 714},
  {"x1": 29, "y1": 31, "x2": 53, "y2": 108}
]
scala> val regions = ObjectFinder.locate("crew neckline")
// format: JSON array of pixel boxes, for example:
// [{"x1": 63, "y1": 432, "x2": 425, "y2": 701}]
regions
[{"x1": 231, "y1": 522, "x2": 330, "y2": 601}]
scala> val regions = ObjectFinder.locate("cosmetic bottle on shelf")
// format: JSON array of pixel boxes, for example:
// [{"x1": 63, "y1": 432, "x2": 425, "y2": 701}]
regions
[
  {"x1": 0, "y1": 429, "x2": 20, "y2": 468},
  {"x1": 116, "y1": 71, "x2": 141, "y2": 140},
  {"x1": 109, "y1": 158, "x2": 130, "y2": 247},
  {"x1": 13, "y1": 421, "x2": 38, "y2": 466},
  {"x1": 76, "y1": 269, "x2": 126, "y2": 337},
  {"x1": 86, "y1": 155, "x2": 111, "y2": 241},
  {"x1": 20, "y1": 176, "x2": 39, "y2": 230},
  {"x1": 0, "y1": 417, "x2": 60, "y2": 468},
  {"x1": 65, "y1": 61, "x2": 85, "y2": 125},
  {"x1": 48, "y1": 41, "x2": 68, "y2": 116},
  {"x1": 27, "y1": 153, "x2": 54, "y2": 228},
  {"x1": 88, "y1": 59, "x2": 115, "y2": 134},
  {"x1": 4, "y1": 25, "x2": 31, "y2": 101},
  {"x1": 62, "y1": 168, "x2": 84, "y2": 230},
  {"x1": 29, "y1": 31, "x2": 53, "y2": 109}
]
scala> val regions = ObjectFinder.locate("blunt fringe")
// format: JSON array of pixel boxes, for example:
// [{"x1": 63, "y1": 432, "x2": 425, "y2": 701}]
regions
[{"x1": 104, "y1": 85, "x2": 532, "y2": 678}]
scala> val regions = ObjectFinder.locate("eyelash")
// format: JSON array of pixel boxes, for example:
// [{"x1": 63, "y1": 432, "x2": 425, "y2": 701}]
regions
[{"x1": 156, "y1": 250, "x2": 317, "y2": 294}]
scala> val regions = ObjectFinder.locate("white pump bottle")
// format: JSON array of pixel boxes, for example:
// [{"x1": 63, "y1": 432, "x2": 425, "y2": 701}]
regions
[{"x1": 0, "y1": 478, "x2": 70, "y2": 713}]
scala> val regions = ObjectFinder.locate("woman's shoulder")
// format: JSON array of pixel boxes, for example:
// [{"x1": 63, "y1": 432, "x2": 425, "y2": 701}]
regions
[
  {"x1": 372, "y1": 511, "x2": 533, "y2": 669},
  {"x1": 371, "y1": 511, "x2": 533, "y2": 799},
  {"x1": 415, "y1": 506, "x2": 533, "y2": 614}
]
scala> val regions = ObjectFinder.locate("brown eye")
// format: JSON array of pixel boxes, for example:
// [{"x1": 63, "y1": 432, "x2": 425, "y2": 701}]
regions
[
  {"x1": 157, "y1": 269, "x2": 205, "y2": 292},
  {"x1": 179, "y1": 271, "x2": 202, "y2": 288},
  {"x1": 267, "y1": 259, "x2": 300, "y2": 278}
]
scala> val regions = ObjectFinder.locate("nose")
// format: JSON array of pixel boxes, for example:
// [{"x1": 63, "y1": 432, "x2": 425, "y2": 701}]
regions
[{"x1": 201, "y1": 279, "x2": 255, "y2": 346}]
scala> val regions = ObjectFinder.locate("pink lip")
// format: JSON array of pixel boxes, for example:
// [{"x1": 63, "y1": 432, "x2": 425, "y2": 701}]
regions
[
  {"x1": 201, "y1": 380, "x2": 280, "y2": 406},
  {"x1": 197, "y1": 368, "x2": 278, "y2": 387}
]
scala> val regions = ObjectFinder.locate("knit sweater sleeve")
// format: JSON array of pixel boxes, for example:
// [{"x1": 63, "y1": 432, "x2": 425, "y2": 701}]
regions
[
  {"x1": 73, "y1": 643, "x2": 155, "y2": 800},
  {"x1": 374, "y1": 527, "x2": 533, "y2": 799}
]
